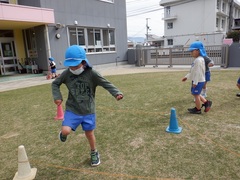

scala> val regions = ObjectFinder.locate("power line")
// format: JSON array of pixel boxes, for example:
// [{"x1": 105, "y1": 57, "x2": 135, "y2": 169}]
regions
[
  {"x1": 127, "y1": 7, "x2": 163, "y2": 17},
  {"x1": 127, "y1": 0, "x2": 197, "y2": 17}
]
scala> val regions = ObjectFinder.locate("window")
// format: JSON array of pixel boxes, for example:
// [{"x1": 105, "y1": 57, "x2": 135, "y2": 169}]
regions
[
  {"x1": 235, "y1": 19, "x2": 240, "y2": 26},
  {"x1": 77, "y1": 28, "x2": 85, "y2": 46},
  {"x1": 222, "y1": 19, "x2": 225, "y2": 29},
  {"x1": 166, "y1": 6, "x2": 170, "y2": 15},
  {"x1": 167, "y1": 22, "x2": 173, "y2": 29},
  {"x1": 167, "y1": 39, "x2": 173, "y2": 46},
  {"x1": 69, "y1": 28, "x2": 78, "y2": 45},
  {"x1": 216, "y1": 0, "x2": 220, "y2": 10},
  {"x1": 109, "y1": 30, "x2": 115, "y2": 45},
  {"x1": 235, "y1": 9, "x2": 238, "y2": 18},
  {"x1": 216, "y1": 17, "x2": 219, "y2": 28},
  {"x1": 87, "y1": 28, "x2": 94, "y2": 46},
  {"x1": 24, "y1": 28, "x2": 38, "y2": 58},
  {"x1": 69, "y1": 27, "x2": 116, "y2": 53},
  {"x1": 222, "y1": 2, "x2": 225, "y2": 13}
]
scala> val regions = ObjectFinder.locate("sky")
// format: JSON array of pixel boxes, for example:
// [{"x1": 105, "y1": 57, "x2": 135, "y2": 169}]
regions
[
  {"x1": 126, "y1": 0, "x2": 164, "y2": 38},
  {"x1": 126, "y1": 0, "x2": 240, "y2": 38}
]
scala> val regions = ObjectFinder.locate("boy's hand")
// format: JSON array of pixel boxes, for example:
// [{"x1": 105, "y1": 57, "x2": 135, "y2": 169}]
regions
[
  {"x1": 54, "y1": 100, "x2": 62, "y2": 106},
  {"x1": 208, "y1": 63, "x2": 214, "y2": 67},
  {"x1": 116, "y1": 94, "x2": 123, "y2": 101},
  {"x1": 182, "y1": 77, "x2": 187, "y2": 82}
]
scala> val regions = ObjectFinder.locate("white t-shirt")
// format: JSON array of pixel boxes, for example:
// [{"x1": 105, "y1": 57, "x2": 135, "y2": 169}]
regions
[{"x1": 185, "y1": 56, "x2": 205, "y2": 85}]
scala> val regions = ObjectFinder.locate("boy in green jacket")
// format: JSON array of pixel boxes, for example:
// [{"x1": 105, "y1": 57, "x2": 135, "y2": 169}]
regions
[{"x1": 52, "y1": 45, "x2": 123, "y2": 167}]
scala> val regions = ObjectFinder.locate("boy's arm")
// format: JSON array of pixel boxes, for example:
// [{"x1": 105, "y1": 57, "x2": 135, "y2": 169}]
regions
[
  {"x1": 92, "y1": 70, "x2": 123, "y2": 99},
  {"x1": 52, "y1": 73, "x2": 64, "y2": 103},
  {"x1": 204, "y1": 56, "x2": 214, "y2": 67}
]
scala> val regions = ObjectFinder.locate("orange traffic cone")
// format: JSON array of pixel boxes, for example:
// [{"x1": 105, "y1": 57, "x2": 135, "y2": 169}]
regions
[
  {"x1": 54, "y1": 104, "x2": 64, "y2": 120},
  {"x1": 13, "y1": 145, "x2": 37, "y2": 180}
]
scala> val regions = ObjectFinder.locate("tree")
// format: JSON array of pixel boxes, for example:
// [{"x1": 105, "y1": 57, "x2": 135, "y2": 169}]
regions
[{"x1": 226, "y1": 30, "x2": 240, "y2": 42}]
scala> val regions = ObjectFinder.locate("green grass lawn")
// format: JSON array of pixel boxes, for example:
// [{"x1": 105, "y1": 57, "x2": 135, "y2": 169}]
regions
[{"x1": 0, "y1": 70, "x2": 239, "y2": 180}]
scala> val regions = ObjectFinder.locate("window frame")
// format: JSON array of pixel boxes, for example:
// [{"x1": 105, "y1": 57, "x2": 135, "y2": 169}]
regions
[
  {"x1": 68, "y1": 26, "x2": 116, "y2": 53},
  {"x1": 167, "y1": 39, "x2": 173, "y2": 46}
]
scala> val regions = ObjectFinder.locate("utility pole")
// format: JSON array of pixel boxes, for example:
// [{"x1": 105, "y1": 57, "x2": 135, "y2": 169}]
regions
[{"x1": 146, "y1": 18, "x2": 151, "y2": 42}]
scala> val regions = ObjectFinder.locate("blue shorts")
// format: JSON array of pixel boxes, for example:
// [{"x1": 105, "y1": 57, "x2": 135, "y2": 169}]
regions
[
  {"x1": 62, "y1": 110, "x2": 96, "y2": 131},
  {"x1": 237, "y1": 77, "x2": 240, "y2": 84},
  {"x1": 51, "y1": 69, "x2": 56, "y2": 73},
  {"x1": 191, "y1": 82, "x2": 205, "y2": 95},
  {"x1": 205, "y1": 71, "x2": 211, "y2": 82}
]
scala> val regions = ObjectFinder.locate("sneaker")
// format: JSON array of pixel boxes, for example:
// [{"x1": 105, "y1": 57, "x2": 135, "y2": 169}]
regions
[
  {"x1": 91, "y1": 150, "x2": 100, "y2": 167},
  {"x1": 187, "y1": 107, "x2": 201, "y2": 114},
  {"x1": 59, "y1": 131, "x2": 67, "y2": 142},
  {"x1": 236, "y1": 93, "x2": 240, "y2": 97},
  {"x1": 204, "y1": 100, "x2": 212, "y2": 112}
]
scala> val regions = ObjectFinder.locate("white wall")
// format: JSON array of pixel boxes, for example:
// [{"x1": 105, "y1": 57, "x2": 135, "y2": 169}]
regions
[{"x1": 160, "y1": 0, "x2": 236, "y2": 47}]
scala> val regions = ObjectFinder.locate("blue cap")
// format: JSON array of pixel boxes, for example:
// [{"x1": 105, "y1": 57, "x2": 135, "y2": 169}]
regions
[
  {"x1": 189, "y1": 41, "x2": 207, "y2": 57},
  {"x1": 49, "y1": 57, "x2": 54, "y2": 61},
  {"x1": 64, "y1": 45, "x2": 92, "y2": 67}
]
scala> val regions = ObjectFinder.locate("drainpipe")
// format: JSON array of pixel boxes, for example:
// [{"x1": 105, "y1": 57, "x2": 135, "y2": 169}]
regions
[
  {"x1": 43, "y1": 25, "x2": 51, "y2": 74},
  {"x1": 44, "y1": 25, "x2": 51, "y2": 62}
]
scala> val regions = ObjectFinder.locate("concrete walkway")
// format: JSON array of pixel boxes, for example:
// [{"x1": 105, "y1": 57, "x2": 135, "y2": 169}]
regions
[{"x1": 0, "y1": 64, "x2": 223, "y2": 92}]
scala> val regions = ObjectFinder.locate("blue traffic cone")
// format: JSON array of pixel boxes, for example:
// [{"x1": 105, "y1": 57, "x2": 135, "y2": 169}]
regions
[{"x1": 166, "y1": 108, "x2": 182, "y2": 134}]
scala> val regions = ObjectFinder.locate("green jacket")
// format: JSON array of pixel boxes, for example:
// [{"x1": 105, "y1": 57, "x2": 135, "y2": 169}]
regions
[{"x1": 52, "y1": 68, "x2": 122, "y2": 115}]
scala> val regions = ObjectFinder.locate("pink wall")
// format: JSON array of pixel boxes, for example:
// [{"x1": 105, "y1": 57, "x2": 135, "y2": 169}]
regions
[{"x1": 0, "y1": 3, "x2": 54, "y2": 23}]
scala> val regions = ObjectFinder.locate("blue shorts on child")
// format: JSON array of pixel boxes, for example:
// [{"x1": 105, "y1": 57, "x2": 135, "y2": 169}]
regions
[
  {"x1": 62, "y1": 110, "x2": 96, "y2": 131},
  {"x1": 51, "y1": 68, "x2": 56, "y2": 73},
  {"x1": 191, "y1": 82, "x2": 205, "y2": 95},
  {"x1": 205, "y1": 71, "x2": 211, "y2": 82}
]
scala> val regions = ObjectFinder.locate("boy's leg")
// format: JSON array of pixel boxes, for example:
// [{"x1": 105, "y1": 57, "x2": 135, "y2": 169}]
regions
[
  {"x1": 201, "y1": 72, "x2": 210, "y2": 97},
  {"x1": 200, "y1": 95, "x2": 212, "y2": 112},
  {"x1": 62, "y1": 126, "x2": 72, "y2": 136},
  {"x1": 189, "y1": 82, "x2": 212, "y2": 113},
  {"x1": 85, "y1": 130, "x2": 96, "y2": 150},
  {"x1": 59, "y1": 110, "x2": 82, "y2": 142},
  {"x1": 201, "y1": 82, "x2": 207, "y2": 97},
  {"x1": 59, "y1": 126, "x2": 71, "y2": 142},
  {"x1": 188, "y1": 95, "x2": 201, "y2": 114},
  {"x1": 188, "y1": 83, "x2": 204, "y2": 114},
  {"x1": 85, "y1": 130, "x2": 101, "y2": 166},
  {"x1": 194, "y1": 95, "x2": 201, "y2": 110},
  {"x1": 82, "y1": 114, "x2": 100, "y2": 166}
]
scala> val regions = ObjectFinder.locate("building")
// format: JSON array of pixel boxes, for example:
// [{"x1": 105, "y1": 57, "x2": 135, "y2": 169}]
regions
[
  {"x1": 0, "y1": 0, "x2": 127, "y2": 75},
  {"x1": 159, "y1": 0, "x2": 240, "y2": 47}
]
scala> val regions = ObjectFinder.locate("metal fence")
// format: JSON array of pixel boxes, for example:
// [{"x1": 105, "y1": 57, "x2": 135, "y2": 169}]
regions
[{"x1": 130, "y1": 45, "x2": 229, "y2": 67}]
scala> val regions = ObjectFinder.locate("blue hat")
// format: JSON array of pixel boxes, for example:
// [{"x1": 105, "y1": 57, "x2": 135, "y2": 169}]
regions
[
  {"x1": 64, "y1": 45, "x2": 92, "y2": 67},
  {"x1": 189, "y1": 41, "x2": 207, "y2": 57},
  {"x1": 49, "y1": 57, "x2": 54, "y2": 61}
]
